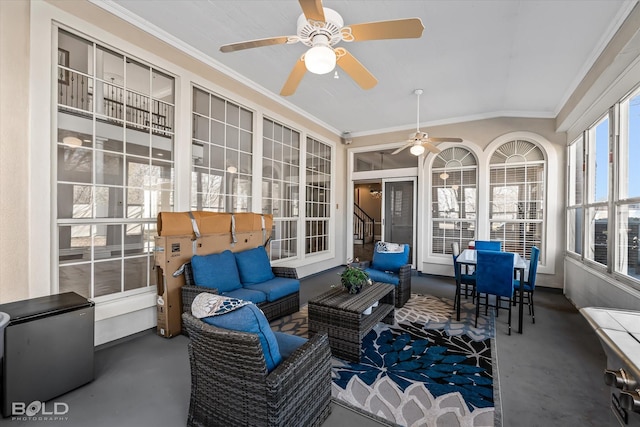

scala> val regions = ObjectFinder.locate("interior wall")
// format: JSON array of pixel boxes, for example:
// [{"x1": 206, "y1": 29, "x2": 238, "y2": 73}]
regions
[{"x1": 0, "y1": 0, "x2": 31, "y2": 303}]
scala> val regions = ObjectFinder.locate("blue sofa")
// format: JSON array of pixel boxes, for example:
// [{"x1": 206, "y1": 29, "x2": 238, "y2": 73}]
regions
[{"x1": 180, "y1": 246, "x2": 300, "y2": 321}]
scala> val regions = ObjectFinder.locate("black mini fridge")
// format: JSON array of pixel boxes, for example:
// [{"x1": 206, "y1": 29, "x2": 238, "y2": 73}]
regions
[{"x1": 0, "y1": 292, "x2": 94, "y2": 417}]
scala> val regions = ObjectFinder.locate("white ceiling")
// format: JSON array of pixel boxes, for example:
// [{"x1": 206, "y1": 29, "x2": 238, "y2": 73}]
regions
[{"x1": 99, "y1": 0, "x2": 636, "y2": 136}]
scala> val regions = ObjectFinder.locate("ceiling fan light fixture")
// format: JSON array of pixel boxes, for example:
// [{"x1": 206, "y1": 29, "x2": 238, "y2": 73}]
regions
[
  {"x1": 305, "y1": 37, "x2": 336, "y2": 74},
  {"x1": 410, "y1": 144, "x2": 425, "y2": 156}
]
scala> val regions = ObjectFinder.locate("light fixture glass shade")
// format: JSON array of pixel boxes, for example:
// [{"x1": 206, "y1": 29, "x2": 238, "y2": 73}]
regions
[
  {"x1": 305, "y1": 44, "x2": 336, "y2": 74},
  {"x1": 62, "y1": 136, "x2": 82, "y2": 147},
  {"x1": 409, "y1": 144, "x2": 425, "y2": 156},
  {"x1": 226, "y1": 165, "x2": 238, "y2": 174},
  {"x1": 439, "y1": 172, "x2": 450, "y2": 180}
]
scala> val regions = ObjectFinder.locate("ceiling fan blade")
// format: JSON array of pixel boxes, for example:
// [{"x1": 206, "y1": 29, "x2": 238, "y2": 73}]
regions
[
  {"x1": 336, "y1": 48, "x2": 378, "y2": 90},
  {"x1": 280, "y1": 57, "x2": 307, "y2": 96},
  {"x1": 422, "y1": 142, "x2": 442, "y2": 154},
  {"x1": 220, "y1": 36, "x2": 291, "y2": 53},
  {"x1": 298, "y1": 0, "x2": 325, "y2": 22},
  {"x1": 346, "y1": 18, "x2": 424, "y2": 42},
  {"x1": 426, "y1": 137, "x2": 463, "y2": 143},
  {"x1": 392, "y1": 142, "x2": 413, "y2": 155}
]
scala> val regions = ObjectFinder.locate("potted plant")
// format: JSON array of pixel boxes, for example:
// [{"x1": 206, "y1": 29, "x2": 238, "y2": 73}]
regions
[{"x1": 340, "y1": 259, "x2": 371, "y2": 294}]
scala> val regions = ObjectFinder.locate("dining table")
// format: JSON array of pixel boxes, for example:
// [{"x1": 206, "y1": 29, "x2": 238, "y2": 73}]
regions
[{"x1": 455, "y1": 248, "x2": 528, "y2": 333}]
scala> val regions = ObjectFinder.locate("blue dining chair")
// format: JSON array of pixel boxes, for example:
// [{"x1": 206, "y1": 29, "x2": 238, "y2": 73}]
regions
[
  {"x1": 514, "y1": 246, "x2": 540, "y2": 324},
  {"x1": 475, "y1": 250, "x2": 518, "y2": 335},
  {"x1": 474, "y1": 240, "x2": 502, "y2": 251},
  {"x1": 451, "y1": 242, "x2": 476, "y2": 306}
]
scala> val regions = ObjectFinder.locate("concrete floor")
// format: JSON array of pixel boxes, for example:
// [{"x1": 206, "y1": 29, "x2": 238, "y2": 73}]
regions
[{"x1": 4, "y1": 268, "x2": 616, "y2": 427}]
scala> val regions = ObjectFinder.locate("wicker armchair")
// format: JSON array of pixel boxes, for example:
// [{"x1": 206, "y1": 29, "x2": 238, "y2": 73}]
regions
[
  {"x1": 181, "y1": 262, "x2": 299, "y2": 322},
  {"x1": 359, "y1": 242, "x2": 412, "y2": 308},
  {"x1": 182, "y1": 312, "x2": 332, "y2": 427}
]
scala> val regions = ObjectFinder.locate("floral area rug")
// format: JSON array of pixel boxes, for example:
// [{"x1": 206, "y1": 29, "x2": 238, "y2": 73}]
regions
[{"x1": 270, "y1": 294, "x2": 499, "y2": 427}]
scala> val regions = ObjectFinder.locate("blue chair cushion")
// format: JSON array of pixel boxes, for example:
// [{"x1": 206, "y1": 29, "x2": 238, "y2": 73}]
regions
[
  {"x1": 274, "y1": 331, "x2": 307, "y2": 359},
  {"x1": 221, "y1": 288, "x2": 267, "y2": 304},
  {"x1": 244, "y1": 277, "x2": 300, "y2": 302},
  {"x1": 202, "y1": 303, "x2": 282, "y2": 372},
  {"x1": 234, "y1": 246, "x2": 276, "y2": 285},
  {"x1": 371, "y1": 244, "x2": 409, "y2": 273},
  {"x1": 364, "y1": 268, "x2": 400, "y2": 285},
  {"x1": 191, "y1": 250, "x2": 242, "y2": 292}
]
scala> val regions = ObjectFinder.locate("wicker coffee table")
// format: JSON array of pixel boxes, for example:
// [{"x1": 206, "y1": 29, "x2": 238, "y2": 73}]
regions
[{"x1": 308, "y1": 282, "x2": 395, "y2": 362}]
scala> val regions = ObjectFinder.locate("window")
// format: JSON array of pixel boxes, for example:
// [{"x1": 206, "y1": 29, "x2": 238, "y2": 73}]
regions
[
  {"x1": 615, "y1": 88, "x2": 640, "y2": 280},
  {"x1": 567, "y1": 85, "x2": 640, "y2": 285},
  {"x1": 489, "y1": 140, "x2": 544, "y2": 259},
  {"x1": 305, "y1": 137, "x2": 332, "y2": 254},
  {"x1": 262, "y1": 118, "x2": 300, "y2": 261},
  {"x1": 431, "y1": 147, "x2": 477, "y2": 254},
  {"x1": 567, "y1": 136, "x2": 584, "y2": 255},
  {"x1": 354, "y1": 149, "x2": 416, "y2": 171},
  {"x1": 191, "y1": 87, "x2": 253, "y2": 212},
  {"x1": 585, "y1": 114, "x2": 610, "y2": 267},
  {"x1": 56, "y1": 29, "x2": 175, "y2": 299}
]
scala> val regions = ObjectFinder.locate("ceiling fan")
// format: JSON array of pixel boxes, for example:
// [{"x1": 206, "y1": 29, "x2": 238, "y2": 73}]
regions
[
  {"x1": 219, "y1": 0, "x2": 424, "y2": 96},
  {"x1": 392, "y1": 89, "x2": 463, "y2": 156}
]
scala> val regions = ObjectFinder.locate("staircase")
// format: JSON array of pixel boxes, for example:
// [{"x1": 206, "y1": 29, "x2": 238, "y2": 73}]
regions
[{"x1": 354, "y1": 203, "x2": 374, "y2": 245}]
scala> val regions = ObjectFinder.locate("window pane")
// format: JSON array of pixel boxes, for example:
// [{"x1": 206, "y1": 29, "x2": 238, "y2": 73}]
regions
[
  {"x1": 568, "y1": 136, "x2": 584, "y2": 205},
  {"x1": 586, "y1": 206, "x2": 608, "y2": 266},
  {"x1": 567, "y1": 207, "x2": 583, "y2": 255},
  {"x1": 620, "y1": 91, "x2": 640, "y2": 199},
  {"x1": 615, "y1": 203, "x2": 640, "y2": 280},
  {"x1": 593, "y1": 117, "x2": 609, "y2": 202}
]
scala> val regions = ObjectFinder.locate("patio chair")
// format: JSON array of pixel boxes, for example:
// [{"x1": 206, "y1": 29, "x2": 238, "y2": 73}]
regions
[
  {"x1": 515, "y1": 246, "x2": 540, "y2": 324},
  {"x1": 182, "y1": 306, "x2": 332, "y2": 427},
  {"x1": 452, "y1": 242, "x2": 476, "y2": 306},
  {"x1": 361, "y1": 241, "x2": 411, "y2": 307},
  {"x1": 474, "y1": 240, "x2": 502, "y2": 251},
  {"x1": 475, "y1": 250, "x2": 517, "y2": 335}
]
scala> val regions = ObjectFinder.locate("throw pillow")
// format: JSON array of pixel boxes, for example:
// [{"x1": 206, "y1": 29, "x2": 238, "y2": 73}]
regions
[
  {"x1": 191, "y1": 292, "x2": 251, "y2": 319},
  {"x1": 202, "y1": 303, "x2": 282, "y2": 372},
  {"x1": 191, "y1": 250, "x2": 242, "y2": 292},
  {"x1": 234, "y1": 246, "x2": 275, "y2": 285}
]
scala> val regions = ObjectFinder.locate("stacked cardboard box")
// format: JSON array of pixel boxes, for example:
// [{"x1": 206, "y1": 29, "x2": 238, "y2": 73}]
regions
[{"x1": 154, "y1": 212, "x2": 273, "y2": 337}]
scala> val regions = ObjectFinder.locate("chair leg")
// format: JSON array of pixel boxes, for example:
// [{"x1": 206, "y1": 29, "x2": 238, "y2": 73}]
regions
[
  {"x1": 507, "y1": 299, "x2": 512, "y2": 335},
  {"x1": 530, "y1": 293, "x2": 535, "y2": 324},
  {"x1": 475, "y1": 295, "x2": 480, "y2": 328}
]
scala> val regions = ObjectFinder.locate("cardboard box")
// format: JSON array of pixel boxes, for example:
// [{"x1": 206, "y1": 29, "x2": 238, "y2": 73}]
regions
[{"x1": 154, "y1": 212, "x2": 272, "y2": 337}]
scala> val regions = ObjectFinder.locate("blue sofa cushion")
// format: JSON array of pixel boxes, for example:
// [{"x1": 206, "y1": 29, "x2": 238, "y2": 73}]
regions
[
  {"x1": 191, "y1": 250, "x2": 242, "y2": 292},
  {"x1": 202, "y1": 303, "x2": 282, "y2": 372},
  {"x1": 274, "y1": 331, "x2": 307, "y2": 359},
  {"x1": 234, "y1": 246, "x2": 275, "y2": 285},
  {"x1": 364, "y1": 268, "x2": 400, "y2": 285},
  {"x1": 244, "y1": 277, "x2": 300, "y2": 302},
  {"x1": 221, "y1": 288, "x2": 267, "y2": 305},
  {"x1": 371, "y1": 243, "x2": 409, "y2": 273}
]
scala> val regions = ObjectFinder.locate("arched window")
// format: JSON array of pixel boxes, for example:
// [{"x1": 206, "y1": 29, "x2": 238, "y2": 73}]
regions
[
  {"x1": 489, "y1": 140, "x2": 545, "y2": 259},
  {"x1": 432, "y1": 147, "x2": 477, "y2": 254}
]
